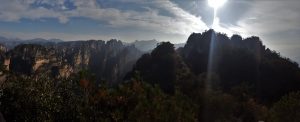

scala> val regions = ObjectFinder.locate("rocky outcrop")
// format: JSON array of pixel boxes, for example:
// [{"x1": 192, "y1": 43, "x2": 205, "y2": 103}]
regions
[
  {"x1": 8, "y1": 44, "x2": 53, "y2": 75},
  {"x1": 1, "y1": 40, "x2": 143, "y2": 83}
]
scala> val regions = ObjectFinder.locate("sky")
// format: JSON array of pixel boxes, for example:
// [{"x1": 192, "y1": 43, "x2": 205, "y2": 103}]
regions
[{"x1": 0, "y1": 0, "x2": 300, "y2": 63}]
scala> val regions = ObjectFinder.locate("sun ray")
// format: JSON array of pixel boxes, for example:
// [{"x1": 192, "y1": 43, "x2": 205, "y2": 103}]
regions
[
  {"x1": 206, "y1": 0, "x2": 228, "y2": 88},
  {"x1": 208, "y1": 0, "x2": 227, "y2": 28}
]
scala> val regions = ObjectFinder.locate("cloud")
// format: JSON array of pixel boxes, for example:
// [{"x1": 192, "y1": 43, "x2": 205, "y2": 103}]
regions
[
  {"x1": 233, "y1": 0, "x2": 300, "y2": 62},
  {"x1": 237, "y1": 0, "x2": 300, "y2": 35},
  {"x1": 0, "y1": 0, "x2": 68, "y2": 23},
  {"x1": 66, "y1": 0, "x2": 208, "y2": 35},
  {"x1": 0, "y1": 0, "x2": 208, "y2": 36}
]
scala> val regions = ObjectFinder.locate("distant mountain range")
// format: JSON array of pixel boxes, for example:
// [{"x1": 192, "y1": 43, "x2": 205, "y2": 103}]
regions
[
  {"x1": 130, "y1": 39, "x2": 184, "y2": 52},
  {"x1": 0, "y1": 36, "x2": 63, "y2": 49},
  {"x1": 0, "y1": 36, "x2": 184, "y2": 52}
]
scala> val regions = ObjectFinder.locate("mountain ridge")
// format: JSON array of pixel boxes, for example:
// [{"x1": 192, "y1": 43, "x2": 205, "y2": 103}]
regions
[
  {"x1": 127, "y1": 29, "x2": 300, "y2": 103},
  {"x1": 1, "y1": 30, "x2": 300, "y2": 121},
  {"x1": 0, "y1": 39, "x2": 143, "y2": 84}
]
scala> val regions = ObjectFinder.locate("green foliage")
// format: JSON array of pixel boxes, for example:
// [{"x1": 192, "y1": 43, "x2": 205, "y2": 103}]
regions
[
  {"x1": 126, "y1": 84, "x2": 197, "y2": 122},
  {"x1": 0, "y1": 75, "x2": 84, "y2": 121},
  {"x1": 0, "y1": 72, "x2": 197, "y2": 121},
  {"x1": 198, "y1": 91, "x2": 239, "y2": 122},
  {"x1": 127, "y1": 42, "x2": 179, "y2": 93},
  {"x1": 270, "y1": 91, "x2": 300, "y2": 122}
]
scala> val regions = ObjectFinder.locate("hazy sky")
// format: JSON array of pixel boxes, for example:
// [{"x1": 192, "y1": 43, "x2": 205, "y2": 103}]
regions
[{"x1": 0, "y1": 0, "x2": 300, "y2": 63}]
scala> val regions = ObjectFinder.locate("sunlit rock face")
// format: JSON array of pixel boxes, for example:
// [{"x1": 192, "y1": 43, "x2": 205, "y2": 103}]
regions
[
  {"x1": 8, "y1": 44, "x2": 52, "y2": 75},
  {"x1": 4, "y1": 40, "x2": 143, "y2": 84},
  {"x1": 0, "y1": 44, "x2": 7, "y2": 52},
  {"x1": 0, "y1": 44, "x2": 8, "y2": 69}
]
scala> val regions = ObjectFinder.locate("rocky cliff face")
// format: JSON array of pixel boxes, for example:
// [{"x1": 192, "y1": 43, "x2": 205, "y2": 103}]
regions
[
  {"x1": 0, "y1": 44, "x2": 8, "y2": 70},
  {"x1": 1, "y1": 40, "x2": 143, "y2": 84}
]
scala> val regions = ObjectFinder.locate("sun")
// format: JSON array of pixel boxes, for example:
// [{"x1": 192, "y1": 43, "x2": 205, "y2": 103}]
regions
[
  {"x1": 208, "y1": 0, "x2": 227, "y2": 9},
  {"x1": 208, "y1": 0, "x2": 228, "y2": 28}
]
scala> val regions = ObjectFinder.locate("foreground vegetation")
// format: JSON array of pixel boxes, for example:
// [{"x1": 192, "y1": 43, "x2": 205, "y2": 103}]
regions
[{"x1": 0, "y1": 71, "x2": 299, "y2": 121}]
